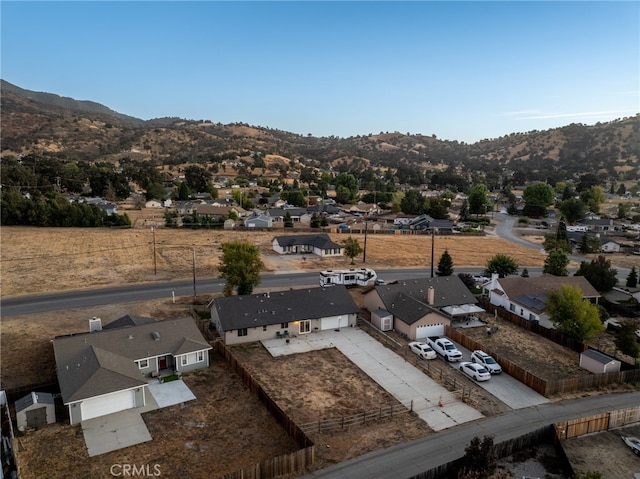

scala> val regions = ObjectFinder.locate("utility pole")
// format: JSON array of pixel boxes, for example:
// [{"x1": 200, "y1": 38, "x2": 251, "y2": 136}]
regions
[
  {"x1": 430, "y1": 226, "x2": 435, "y2": 278},
  {"x1": 192, "y1": 247, "x2": 197, "y2": 303},
  {"x1": 151, "y1": 226, "x2": 157, "y2": 275},
  {"x1": 363, "y1": 220, "x2": 368, "y2": 263}
]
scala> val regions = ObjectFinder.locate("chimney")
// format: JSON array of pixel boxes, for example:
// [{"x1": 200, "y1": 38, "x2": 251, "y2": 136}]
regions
[
  {"x1": 89, "y1": 317, "x2": 102, "y2": 333},
  {"x1": 427, "y1": 286, "x2": 435, "y2": 305}
]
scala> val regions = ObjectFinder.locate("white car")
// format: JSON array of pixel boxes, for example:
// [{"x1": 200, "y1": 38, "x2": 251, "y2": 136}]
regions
[
  {"x1": 472, "y1": 275, "x2": 490, "y2": 284},
  {"x1": 622, "y1": 436, "x2": 640, "y2": 456},
  {"x1": 408, "y1": 341, "x2": 437, "y2": 360},
  {"x1": 459, "y1": 362, "x2": 491, "y2": 382},
  {"x1": 470, "y1": 350, "x2": 502, "y2": 374}
]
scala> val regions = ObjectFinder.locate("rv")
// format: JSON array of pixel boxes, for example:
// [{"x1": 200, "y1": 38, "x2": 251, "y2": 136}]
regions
[{"x1": 319, "y1": 268, "x2": 377, "y2": 287}]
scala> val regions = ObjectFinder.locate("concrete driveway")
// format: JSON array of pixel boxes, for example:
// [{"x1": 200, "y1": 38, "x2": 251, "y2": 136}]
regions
[
  {"x1": 264, "y1": 328, "x2": 483, "y2": 431},
  {"x1": 81, "y1": 379, "x2": 195, "y2": 457}
]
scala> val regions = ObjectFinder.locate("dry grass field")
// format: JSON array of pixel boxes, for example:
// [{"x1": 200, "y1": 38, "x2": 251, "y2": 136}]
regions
[{"x1": 0, "y1": 224, "x2": 548, "y2": 298}]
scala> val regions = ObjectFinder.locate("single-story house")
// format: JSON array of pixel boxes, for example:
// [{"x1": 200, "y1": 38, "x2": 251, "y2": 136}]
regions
[
  {"x1": 53, "y1": 316, "x2": 211, "y2": 425},
  {"x1": 364, "y1": 276, "x2": 480, "y2": 340},
  {"x1": 145, "y1": 199, "x2": 163, "y2": 209},
  {"x1": 272, "y1": 234, "x2": 343, "y2": 257},
  {"x1": 579, "y1": 349, "x2": 621, "y2": 374},
  {"x1": 195, "y1": 204, "x2": 242, "y2": 218},
  {"x1": 245, "y1": 213, "x2": 273, "y2": 228},
  {"x1": 15, "y1": 392, "x2": 56, "y2": 431},
  {"x1": 267, "y1": 207, "x2": 307, "y2": 223},
  {"x1": 210, "y1": 286, "x2": 361, "y2": 345},
  {"x1": 486, "y1": 274, "x2": 600, "y2": 325},
  {"x1": 600, "y1": 239, "x2": 621, "y2": 253}
]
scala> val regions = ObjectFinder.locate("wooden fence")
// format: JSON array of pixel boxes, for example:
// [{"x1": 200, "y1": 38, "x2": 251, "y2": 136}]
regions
[
  {"x1": 299, "y1": 400, "x2": 413, "y2": 435},
  {"x1": 214, "y1": 341, "x2": 315, "y2": 479},
  {"x1": 555, "y1": 405, "x2": 640, "y2": 440}
]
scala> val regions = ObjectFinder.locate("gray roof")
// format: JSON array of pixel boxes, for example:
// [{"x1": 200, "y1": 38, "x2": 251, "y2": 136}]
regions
[
  {"x1": 102, "y1": 314, "x2": 157, "y2": 330},
  {"x1": 15, "y1": 391, "x2": 55, "y2": 413},
  {"x1": 386, "y1": 293, "x2": 437, "y2": 325},
  {"x1": 374, "y1": 276, "x2": 478, "y2": 311},
  {"x1": 581, "y1": 349, "x2": 619, "y2": 365},
  {"x1": 53, "y1": 317, "x2": 211, "y2": 404},
  {"x1": 213, "y1": 286, "x2": 360, "y2": 330},
  {"x1": 273, "y1": 234, "x2": 342, "y2": 250}
]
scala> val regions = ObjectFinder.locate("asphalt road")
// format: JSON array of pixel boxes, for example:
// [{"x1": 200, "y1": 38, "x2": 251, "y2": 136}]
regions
[{"x1": 305, "y1": 391, "x2": 640, "y2": 479}]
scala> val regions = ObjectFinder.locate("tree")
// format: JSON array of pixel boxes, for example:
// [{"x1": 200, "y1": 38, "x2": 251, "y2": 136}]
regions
[
  {"x1": 334, "y1": 173, "x2": 359, "y2": 203},
  {"x1": 400, "y1": 189, "x2": 426, "y2": 215},
  {"x1": 467, "y1": 184, "x2": 489, "y2": 216},
  {"x1": 545, "y1": 285, "x2": 603, "y2": 341},
  {"x1": 543, "y1": 248, "x2": 569, "y2": 276},
  {"x1": 310, "y1": 212, "x2": 321, "y2": 228},
  {"x1": 579, "y1": 185, "x2": 606, "y2": 214},
  {"x1": 343, "y1": 236, "x2": 363, "y2": 265},
  {"x1": 217, "y1": 242, "x2": 264, "y2": 296},
  {"x1": 615, "y1": 319, "x2": 640, "y2": 363},
  {"x1": 626, "y1": 266, "x2": 638, "y2": 288},
  {"x1": 436, "y1": 249, "x2": 454, "y2": 276},
  {"x1": 521, "y1": 268, "x2": 529, "y2": 277},
  {"x1": 558, "y1": 198, "x2": 586, "y2": 224},
  {"x1": 484, "y1": 254, "x2": 519, "y2": 278},
  {"x1": 457, "y1": 435, "x2": 496, "y2": 479},
  {"x1": 522, "y1": 182, "x2": 555, "y2": 217},
  {"x1": 575, "y1": 255, "x2": 618, "y2": 292},
  {"x1": 458, "y1": 273, "x2": 476, "y2": 289},
  {"x1": 283, "y1": 211, "x2": 294, "y2": 228}
]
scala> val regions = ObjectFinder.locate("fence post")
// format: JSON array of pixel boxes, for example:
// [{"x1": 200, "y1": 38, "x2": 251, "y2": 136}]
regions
[{"x1": 318, "y1": 419, "x2": 321, "y2": 433}]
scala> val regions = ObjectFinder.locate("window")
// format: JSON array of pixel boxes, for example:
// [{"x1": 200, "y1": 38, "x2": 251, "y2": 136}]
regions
[
  {"x1": 138, "y1": 359, "x2": 149, "y2": 369},
  {"x1": 509, "y1": 303, "x2": 516, "y2": 312},
  {"x1": 263, "y1": 325, "x2": 267, "y2": 332},
  {"x1": 181, "y1": 355, "x2": 187, "y2": 366},
  {"x1": 197, "y1": 351, "x2": 204, "y2": 362},
  {"x1": 529, "y1": 313, "x2": 536, "y2": 321},
  {"x1": 238, "y1": 328, "x2": 248, "y2": 337},
  {"x1": 281, "y1": 322, "x2": 289, "y2": 329}
]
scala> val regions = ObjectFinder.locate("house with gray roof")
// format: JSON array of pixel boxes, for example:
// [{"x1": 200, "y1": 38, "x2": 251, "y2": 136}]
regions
[
  {"x1": 272, "y1": 233, "x2": 343, "y2": 257},
  {"x1": 363, "y1": 276, "x2": 480, "y2": 340},
  {"x1": 210, "y1": 286, "x2": 361, "y2": 345},
  {"x1": 53, "y1": 316, "x2": 211, "y2": 424},
  {"x1": 486, "y1": 274, "x2": 600, "y2": 327}
]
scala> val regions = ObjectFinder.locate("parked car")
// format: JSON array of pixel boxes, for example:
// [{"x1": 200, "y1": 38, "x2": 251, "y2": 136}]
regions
[
  {"x1": 375, "y1": 278, "x2": 386, "y2": 285},
  {"x1": 472, "y1": 275, "x2": 490, "y2": 284},
  {"x1": 408, "y1": 341, "x2": 437, "y2": 360},
  {"x1": 459, "y1": 362, "x2": 491, "y2": 382},
  {"x1": 622, "y1": 436, "x2": 640, "y2": 456},
  {"x1": 470, "y1": 350, "x2": 502, "y2": 374}
]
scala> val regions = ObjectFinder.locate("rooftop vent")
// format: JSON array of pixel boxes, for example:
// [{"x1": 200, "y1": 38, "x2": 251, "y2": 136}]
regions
[
  {"x1": 128, "y1": 335, "x2": 134, "y2": 340},
  {"x1": 151, "y1": 332, "x2": 161, "y2": 341}
]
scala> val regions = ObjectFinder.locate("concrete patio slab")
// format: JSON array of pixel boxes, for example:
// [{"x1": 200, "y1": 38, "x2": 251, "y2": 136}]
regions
[
  {"x1": 147, "y1": 379, "x2": 196, "y2": 408},
  {"x1": 82, "y1": 407, "x2": 152, "y2": 457}
]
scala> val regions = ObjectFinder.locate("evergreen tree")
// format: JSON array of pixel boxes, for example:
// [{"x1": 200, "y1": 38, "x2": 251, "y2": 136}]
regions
[
  {"x1": 543, "y1": 248, "x2": 570, "y2": 276},
  {"x1": 626, "y1": 266, "x2": 638, "y2": 288},
  {"x1": 484, "y1": 254, "x2": 519, "y2": 278},
  {"x1": 436, "y1": 249, "x2": 454, "y2": 276},
  {"x1": 575, "y1": 255, "x2": 618, "y2": 292}
]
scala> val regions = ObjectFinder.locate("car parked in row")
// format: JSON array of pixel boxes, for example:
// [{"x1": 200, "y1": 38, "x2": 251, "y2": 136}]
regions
[
  {"x1": 408, "y1": 341, "x2": 437, "y2": 360},
  {"x1": 459, "y1": 362, "x2": 491, "y2": 382},
  {"x1": 470, "y1": 350, "x2": 502, "y2": 374}
]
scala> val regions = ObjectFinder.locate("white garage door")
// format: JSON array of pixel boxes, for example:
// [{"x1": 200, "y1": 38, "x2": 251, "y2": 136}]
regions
[
  {"x1": 415, "y1": 324, "x2": 444, "y2": 340},
  {"x1": 321, "y1": 316, "x2": 344, "y2": 330},
  {"x1": 81, "y1": 390, "x2": 135, "y2": 421}
]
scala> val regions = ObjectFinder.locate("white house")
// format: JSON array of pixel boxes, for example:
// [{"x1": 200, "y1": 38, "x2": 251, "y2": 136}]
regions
[{"x1": 272, "y1": 234, "x2": 342, "y2": 257}]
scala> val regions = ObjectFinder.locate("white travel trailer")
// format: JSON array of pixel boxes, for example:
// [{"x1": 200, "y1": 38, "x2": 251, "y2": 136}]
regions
[{"x1": 319, "y1": 268, "x2": 377, "y2": 287}]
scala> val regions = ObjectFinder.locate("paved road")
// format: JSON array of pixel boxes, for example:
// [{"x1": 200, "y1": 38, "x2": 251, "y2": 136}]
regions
[{"x1": 305, "y1": 391, "x2": 640, "y2": 479}]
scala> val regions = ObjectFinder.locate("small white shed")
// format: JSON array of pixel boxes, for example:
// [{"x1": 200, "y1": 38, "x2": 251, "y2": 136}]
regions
[
  {"x1": 15, "y1": 391, "x2": 56, "y2": 430},
  {"x1": 371, "y1": 309, "x2": 393, "y2": 332},
  {"x1": 579, "y1": 349, "x2": 621, "y2": 374}
]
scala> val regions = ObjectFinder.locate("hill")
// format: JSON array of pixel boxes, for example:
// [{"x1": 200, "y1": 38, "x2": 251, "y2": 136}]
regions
[{"x1": 1, "y1": 79, "x2": 639, "y2": 183}]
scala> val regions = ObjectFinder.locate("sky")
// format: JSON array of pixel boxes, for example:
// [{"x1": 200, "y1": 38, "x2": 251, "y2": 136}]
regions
[{"x1": 1, "y1": 1, "x2": 638, "y2": 143}]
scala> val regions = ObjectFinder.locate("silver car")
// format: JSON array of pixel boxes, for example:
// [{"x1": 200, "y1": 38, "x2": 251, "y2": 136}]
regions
[{"x1": 470, "y1": 350, "x2": 502, "y2": 374}]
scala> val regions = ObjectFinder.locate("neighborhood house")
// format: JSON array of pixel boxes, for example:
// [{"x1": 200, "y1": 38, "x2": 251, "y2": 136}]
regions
[
  {"x1": 272, "y1": 233, "x2": 343, "y2": 257},
  {"x1": 53, "y1": 316, "x2": 211, "y2": 425},
  {"x1": 210, "y1": 286, "x2": 361, "y2": 345}
]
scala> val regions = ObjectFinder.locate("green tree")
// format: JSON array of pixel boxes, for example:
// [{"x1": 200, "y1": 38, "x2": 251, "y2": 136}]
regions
[
  {"x1": 522, "y1": 182, "x2": 555, "y2": 217},
  {"x1": 457, "y1": 435, "x2": 496, "y2": 479},
  {"x1": 184, "y1": 165, "x2": 211, "y2": 193},
  {"x1": 310, "y1": 212, "x2": 321, "y2": 228},
  {"x1": 615, "y1": 319, "x2": 640, "y2": 363},
  {"x1": 217, "y1": 241, "x2": 264, "y2": 296},
  {"x1": 400, "y1": 189, "x2": 426, "y2": 215},
  {"x1": 543, "y1": 248, "x2": 570, "y2": 276},
  {"x1": 580, "y1": 185, "x2": 607, "y2": 214},
  {"x1": 436, "y1": 249, "x2": 454, "y2": 276},
  {"x1": 176, "y1": 181, "x2": 191, "y2": 201},
  {"x1": 343, "y1": 236, "x2": 363, "y2": 265},
  {"x1": 558, "y1": 197, "x2": 586, "y2": 224},
  {"x1": 334, "y1": 173, "x2": 359, "y2": 203},
  {"x1": 283, "y1": 211, "x2": 294, "y2": 228},
  {"x1": 468, "y1": 184, "x2": 489, "y2": 216},
  {"x1": 575, "y1": 255, "x2": 618, "y2": 292},
  {"x1": 545, "y1": 285, "x2": 603, "y2": 341},
  {"x1": 483, "y1": 254, "x2": 519, "y2": 278},
  {"x1": 521, "y1": 268, "x2": 530, "y2": 277},
  {"x1": 626, "y1": 266, "x2": 638, "y2": 288}
]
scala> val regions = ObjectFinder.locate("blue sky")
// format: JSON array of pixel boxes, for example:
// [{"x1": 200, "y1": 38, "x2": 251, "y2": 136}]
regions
[{"x1": 1, "y1": 1, "x2": 638, "y2": 143}]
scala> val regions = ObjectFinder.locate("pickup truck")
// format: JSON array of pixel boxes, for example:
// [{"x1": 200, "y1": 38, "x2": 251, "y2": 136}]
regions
[{"x1": 426, "y1": 336, "x2": 463, "y2": 362}]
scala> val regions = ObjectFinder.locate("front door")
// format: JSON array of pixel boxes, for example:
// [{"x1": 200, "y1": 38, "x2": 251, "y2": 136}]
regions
[{"x1": 158, "y1": 356, "x2": 167, "y2": 370}]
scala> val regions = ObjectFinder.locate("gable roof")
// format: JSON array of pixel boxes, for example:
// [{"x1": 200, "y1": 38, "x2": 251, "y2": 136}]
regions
[
  {"x1": 581, "y1": 349, "x2": 620, "y2": 365},
  {"x1": 213, "y1": 286, "x2": 360, "y2": 330},
  {"x1": 386, "y1": 292, "x2": 437, "y2": 325},
  {"x1": 15, "y1": 391, "x2": 55, "y2": 413},
  {"x1": 374, "y1": 276, "x2": 478, "y2": 311},
  {"x1": 273, "y1": 234, "x2": 342, "y2": 250},
  {"x1": 102, "y1": 314, "x2": 157, "y2": 330},
  {"x1": 53, "y1": 317, "x2": 211, "y2": 404}
]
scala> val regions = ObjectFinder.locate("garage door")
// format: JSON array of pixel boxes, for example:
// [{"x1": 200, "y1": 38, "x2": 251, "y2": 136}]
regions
[
  {"x1": 321, "y1": 316, "x2": 344, "y2": 330},
  {"x1": 415, "y1": 324, "x2": 444, "y2": 340},
  {"x1": 81, "y1": 390, "x2": 135, "y2": 421}
]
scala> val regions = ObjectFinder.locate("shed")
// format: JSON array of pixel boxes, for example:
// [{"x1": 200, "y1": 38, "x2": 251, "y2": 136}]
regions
[
  {"x1": 15, "y1": 392, "x2": 56, "y2": 430},
  {"x1": 371, "y1": 308, "x2": 393, "y2": 332},
  {"x1": 579, "y1": 349, "x2": 621, "y2": 374}
]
